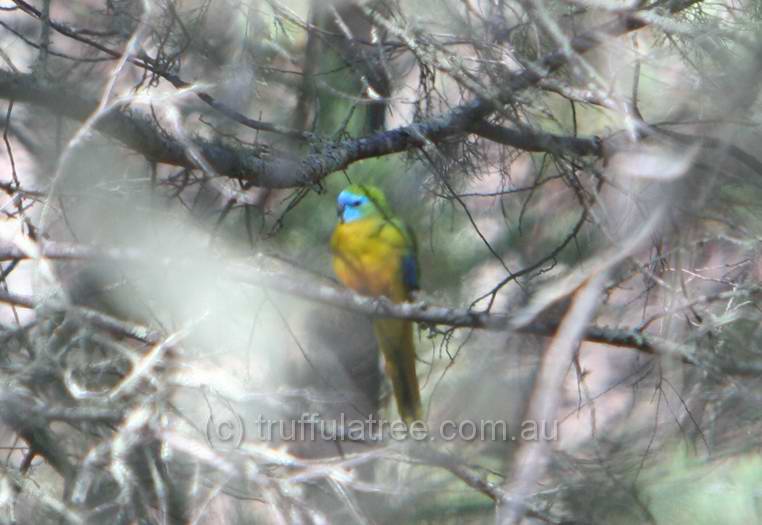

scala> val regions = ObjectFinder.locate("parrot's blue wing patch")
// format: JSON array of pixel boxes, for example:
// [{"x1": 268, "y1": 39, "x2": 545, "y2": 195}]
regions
[{"x1": 402, "y1": 253, "x2": 419, "y2": 292}]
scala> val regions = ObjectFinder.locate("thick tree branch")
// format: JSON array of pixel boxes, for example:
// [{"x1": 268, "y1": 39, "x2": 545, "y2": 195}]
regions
[
  {"x1": 0, "y1": 1, "x2": 699, "y2": 188},
  {"x1": 469, "y1": 121, "x2": 602, "y2": 157},
  {"x1": 0, "y1": 68, "x2": 288, "y2": 183}
]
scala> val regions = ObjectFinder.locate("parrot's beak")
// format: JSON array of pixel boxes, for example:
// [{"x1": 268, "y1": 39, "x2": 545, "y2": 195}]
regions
[{"x1": 337, "y1": 203, "x2": 345, "y2": 223}]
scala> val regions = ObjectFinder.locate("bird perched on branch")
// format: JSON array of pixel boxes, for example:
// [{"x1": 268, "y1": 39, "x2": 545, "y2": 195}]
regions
[{"x1": 330, "y1": 184, "x2": 422, "y2": 424}]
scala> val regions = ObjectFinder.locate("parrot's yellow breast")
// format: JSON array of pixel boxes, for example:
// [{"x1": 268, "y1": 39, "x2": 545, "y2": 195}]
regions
[{"x1": 331, "y1": 217, "x2": 409, "y2": 302}]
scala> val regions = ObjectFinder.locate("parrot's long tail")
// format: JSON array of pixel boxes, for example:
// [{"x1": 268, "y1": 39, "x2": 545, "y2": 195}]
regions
[{"x1": 373, "y1": 318, "x2": 422, "y2": 425}]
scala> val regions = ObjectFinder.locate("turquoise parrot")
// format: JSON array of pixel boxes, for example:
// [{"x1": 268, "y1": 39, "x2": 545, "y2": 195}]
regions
[{"x1": 330, "y1": 184, "x2": 422, "y2": 424}]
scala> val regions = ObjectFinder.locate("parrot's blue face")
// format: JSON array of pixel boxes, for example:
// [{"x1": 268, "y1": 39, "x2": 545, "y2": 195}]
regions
[{"x1": 337, "y1": 189, "x2": 372, "y2": 223}]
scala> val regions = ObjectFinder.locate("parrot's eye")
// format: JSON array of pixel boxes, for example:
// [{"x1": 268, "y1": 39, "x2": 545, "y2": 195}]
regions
[{"x1": 350, "y1": 198, "x2": 363, "y2": 207}]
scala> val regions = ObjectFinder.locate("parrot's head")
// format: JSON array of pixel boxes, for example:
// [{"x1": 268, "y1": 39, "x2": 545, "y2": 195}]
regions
[{"x1": 336, "y1": 184, "x2": 391, "y2": 223}]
